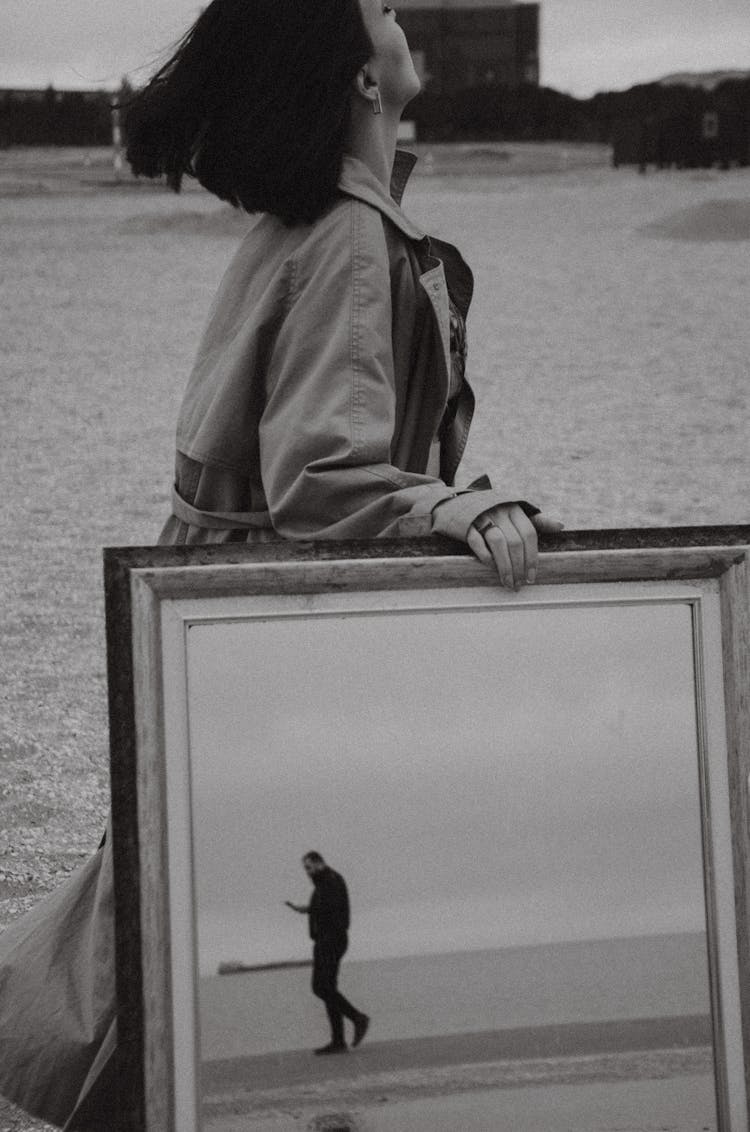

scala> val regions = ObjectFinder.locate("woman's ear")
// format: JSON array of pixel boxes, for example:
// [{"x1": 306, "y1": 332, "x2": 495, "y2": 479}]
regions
[{"x1": 353, "y1": 66, "x2": 381, "y2": 112}]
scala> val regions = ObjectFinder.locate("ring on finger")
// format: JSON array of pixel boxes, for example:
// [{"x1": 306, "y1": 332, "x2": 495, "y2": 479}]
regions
[{"x1": 475, "y1": 518, "x2": 496, "y2": 537}]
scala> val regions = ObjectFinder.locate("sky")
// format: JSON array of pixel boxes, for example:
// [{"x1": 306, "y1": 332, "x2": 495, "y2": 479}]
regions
[
  {"x1": 1, "y1": 0, "x2": 748, "y2": 98},
  {"x1": 184, "y1": 599, "x2": 706, "y2": 977}
]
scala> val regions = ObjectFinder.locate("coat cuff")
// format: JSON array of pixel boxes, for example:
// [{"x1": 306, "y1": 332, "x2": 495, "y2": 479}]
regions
[{"x1": 430, "y1": 490, "x2": 540, "y2": 543}]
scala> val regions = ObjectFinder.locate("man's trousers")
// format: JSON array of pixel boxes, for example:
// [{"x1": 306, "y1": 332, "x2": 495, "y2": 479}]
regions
[{"x1": 311, "y1": 937, "x2": 361, "y2": 1045}]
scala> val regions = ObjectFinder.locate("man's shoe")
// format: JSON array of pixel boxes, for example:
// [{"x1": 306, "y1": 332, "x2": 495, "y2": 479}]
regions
[
  {"x1": 314, "y1": 1041, "x2": 347, "y2": 1055},
  {"x1": 352, "y1": 1014, "x2": 370, "y2": 1047}
]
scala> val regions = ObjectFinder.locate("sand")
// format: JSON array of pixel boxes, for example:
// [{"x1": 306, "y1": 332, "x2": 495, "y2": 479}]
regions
[
  {"x1": 1, "y1": 142, "x2": 749, "y2": 1130},
  {"x1": 351, "y1": 1075, "x2": 717, "y2": 1132},
  {"x1": 201, "y1": 1047, "x2": 715, "y2": 1131},
  {"x1": 205, "y1": 1076, "x2": 718, "y2": 1132},
  {"x1": 198, "y1": 1019, "x2": 716, "y2": 1129}
]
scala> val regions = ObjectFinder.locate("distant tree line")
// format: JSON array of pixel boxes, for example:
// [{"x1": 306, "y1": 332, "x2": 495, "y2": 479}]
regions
[
  {"x1": 0, "y1": 87, "x2": 113, "y2": 147},
  {"x1": 2, "y1": 77, "x2": 748, "y2": 168},
  {"x1": 599, "y1": 80, "x2": 750, "y2": 169},
  {"x1": 410, "y1": 76, "x2": 750, "y2": 167}
]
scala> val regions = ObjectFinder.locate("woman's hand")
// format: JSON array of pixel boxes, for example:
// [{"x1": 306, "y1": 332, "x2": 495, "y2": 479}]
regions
[{"x1": 467, "y1": 505, "x2": 564, "y2": 589}]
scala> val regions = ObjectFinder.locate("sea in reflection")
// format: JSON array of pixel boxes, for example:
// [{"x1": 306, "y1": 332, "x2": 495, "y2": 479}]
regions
[{"x1": 200, "y1": 931, "x2": 710, "y2": 1060}]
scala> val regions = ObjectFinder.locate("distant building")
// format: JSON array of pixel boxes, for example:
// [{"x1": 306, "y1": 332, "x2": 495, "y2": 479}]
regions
[
  {"x1": 397, "y1": 0, "x2": 540, "y2": 96},
  {"x1": 395, "y1": 0, "x2": 540, "y2": 139},
  {"x1": 610, "y1": 79, "x2": 750, "y2": 171},
  {"x1": 0, "y1": 87, "x2": 113, "y2": 147}
]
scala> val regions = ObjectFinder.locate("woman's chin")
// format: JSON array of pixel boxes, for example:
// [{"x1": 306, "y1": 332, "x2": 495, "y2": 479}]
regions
[
  {"x1": 392, "y1": 76, "x2": 421, "y2": 118},
  {"x1": 405, "y1": 73, "x2": 422, "y2": 103}
]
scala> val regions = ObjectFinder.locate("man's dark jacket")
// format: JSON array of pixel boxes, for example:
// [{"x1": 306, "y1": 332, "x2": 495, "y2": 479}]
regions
[{"x1": 309, "y1": 868, "x2": 350, "y2": 942}]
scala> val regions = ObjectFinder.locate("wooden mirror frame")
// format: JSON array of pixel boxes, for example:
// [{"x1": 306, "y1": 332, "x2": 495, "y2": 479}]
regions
[{"x1": 104, "y1": 527, "x2": 750, "y2": 1132}]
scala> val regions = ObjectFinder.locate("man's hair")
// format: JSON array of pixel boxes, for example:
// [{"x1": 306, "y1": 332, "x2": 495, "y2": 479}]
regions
[
  {"x1": 303, "y1": 851, "x2": 325, "y2": 864},
  {"x1": 123, "y1": 0, "x2": 373, "y2": 226}
]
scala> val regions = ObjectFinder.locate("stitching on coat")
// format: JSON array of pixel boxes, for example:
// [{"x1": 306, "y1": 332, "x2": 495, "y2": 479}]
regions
[
  {"x1": 364, "y1": 465, "x2": 436, "y2": 490},
  {"x1": 182, "y1": 459, "x2": 202, "y2": 503},
  {"x1": 350, "y1": 201, "x2": 362, "y2": 458},
  {"x1": 284, "y1": 254, "x2": 298, "y2": 314},
  {"x1": 174, "y1": 446, "x2": 249, "y2": 475}
]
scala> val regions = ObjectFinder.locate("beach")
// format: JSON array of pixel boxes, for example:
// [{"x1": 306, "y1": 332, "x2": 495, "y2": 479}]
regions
[
  {"x1": 1, "y1": 142, "x2": 749, "y2": 1130},
  {"x1": 202, "y1": 1046, "x2": 715, "y2": 1131},
  {"x1": 196, "y1": 936, "x2": 715, "y2": 1129},
  {"x1": 199, "y1": 934, "x2": 711, "y2": 1059}
]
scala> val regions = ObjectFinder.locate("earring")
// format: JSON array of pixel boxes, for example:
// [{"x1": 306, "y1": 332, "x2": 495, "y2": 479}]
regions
[{"x1": 372, "y1": 91, "x2": 382, "y2": 115}]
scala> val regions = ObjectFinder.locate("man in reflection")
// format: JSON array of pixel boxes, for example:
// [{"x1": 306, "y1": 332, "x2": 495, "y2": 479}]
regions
[{"x1": 285, "y1": 851, "x2": 370, "y2": 1054}]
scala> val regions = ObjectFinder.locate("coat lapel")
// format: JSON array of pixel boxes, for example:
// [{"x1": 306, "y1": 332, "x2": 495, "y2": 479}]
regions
[
  {"x1": 338, "y1": 151, "x2": 454, "y2": 433},
  {"x1": 418, "y1": 258, "x2": 451, "y2": 381},
  {"x1": 337, "y1": 153, "x2": 426, "y2": 241}
]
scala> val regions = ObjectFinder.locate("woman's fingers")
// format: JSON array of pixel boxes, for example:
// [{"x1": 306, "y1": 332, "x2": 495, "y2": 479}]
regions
[
  {"x1": 469, "y1": 508, "x2": 565, "y2": 588},
  {"x1": 532, "y1": 514, "x2": 565, "y2": 534},
  {"x1": 466, "y1": 524, "x2": 493, "y2": 565},
  {"x1": 488, "y1": 510, "x2": 527, "y2": 587},
  {"x1": 473, "y1": 504, "x2": 537, "y2": 588},
  {"x1": 482, "y1": 521, "x2": 515, "y2": 588}
]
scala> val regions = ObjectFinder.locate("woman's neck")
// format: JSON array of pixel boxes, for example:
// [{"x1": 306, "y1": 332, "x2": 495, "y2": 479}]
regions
[{"x1": 346, "y1": 102, "x2": 401, "y2": 190}]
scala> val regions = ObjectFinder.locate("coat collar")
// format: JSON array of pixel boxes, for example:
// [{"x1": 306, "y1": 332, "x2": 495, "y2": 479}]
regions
[{"x1": 337, "y1": 149, "x2": 426, "y2": 242}]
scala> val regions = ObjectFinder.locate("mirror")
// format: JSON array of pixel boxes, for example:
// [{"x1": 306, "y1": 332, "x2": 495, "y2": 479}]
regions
[
  {"x1": 104, "y1": 533, "x2": 750, "y2": 1131},
  {"x1": 190, "y1": 600, "x2": 714, "y2": 1131}
]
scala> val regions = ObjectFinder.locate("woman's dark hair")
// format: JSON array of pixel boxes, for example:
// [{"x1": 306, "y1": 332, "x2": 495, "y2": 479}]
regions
[{"x1": 123, "y1": 0, "x2": 373, "y2": 226}]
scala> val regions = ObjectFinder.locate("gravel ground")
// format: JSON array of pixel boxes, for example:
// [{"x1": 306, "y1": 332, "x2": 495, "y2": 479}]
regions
[{"x1": 1, "y1": 143, "x2": 749, "y2": 1130}]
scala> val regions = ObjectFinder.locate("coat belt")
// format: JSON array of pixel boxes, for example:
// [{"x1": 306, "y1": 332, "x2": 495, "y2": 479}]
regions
[{"x1": 170, "y1": 485, "x2": 273, "y2": 530}]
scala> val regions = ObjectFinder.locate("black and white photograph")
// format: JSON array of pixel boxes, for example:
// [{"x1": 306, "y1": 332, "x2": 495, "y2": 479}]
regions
[{"x1": 1, "y1": 0, "x2": 750, "y2": 1130}]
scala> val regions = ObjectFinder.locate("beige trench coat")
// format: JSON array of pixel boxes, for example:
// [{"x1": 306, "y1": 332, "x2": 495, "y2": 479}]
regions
[{"x1": 159, "y1": 150, "x2": 534, "y2": 546}]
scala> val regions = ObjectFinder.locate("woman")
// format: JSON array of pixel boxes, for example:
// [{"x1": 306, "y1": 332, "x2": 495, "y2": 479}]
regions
[
  {"x1": 135, "y1": 0, "x2": 560, "y2": 574},
  {"x1": 0, "y1": 1, "x2": 560, "y2": 1127}
]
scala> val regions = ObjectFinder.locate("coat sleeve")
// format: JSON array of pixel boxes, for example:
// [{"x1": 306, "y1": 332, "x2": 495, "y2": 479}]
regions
[{"x1": 259, "y1": 200, "x2": 519, "y2": 541}]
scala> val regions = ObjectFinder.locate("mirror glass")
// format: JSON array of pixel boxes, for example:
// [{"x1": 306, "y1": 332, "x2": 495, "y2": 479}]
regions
[{"x1": 185, "y1": 598, "x2": 716, "y2": 1131}]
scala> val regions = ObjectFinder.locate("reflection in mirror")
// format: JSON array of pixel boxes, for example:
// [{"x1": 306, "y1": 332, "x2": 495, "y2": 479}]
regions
[{"x1": 185, "y1": 600, "x2": 716, "y2": 1131}]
